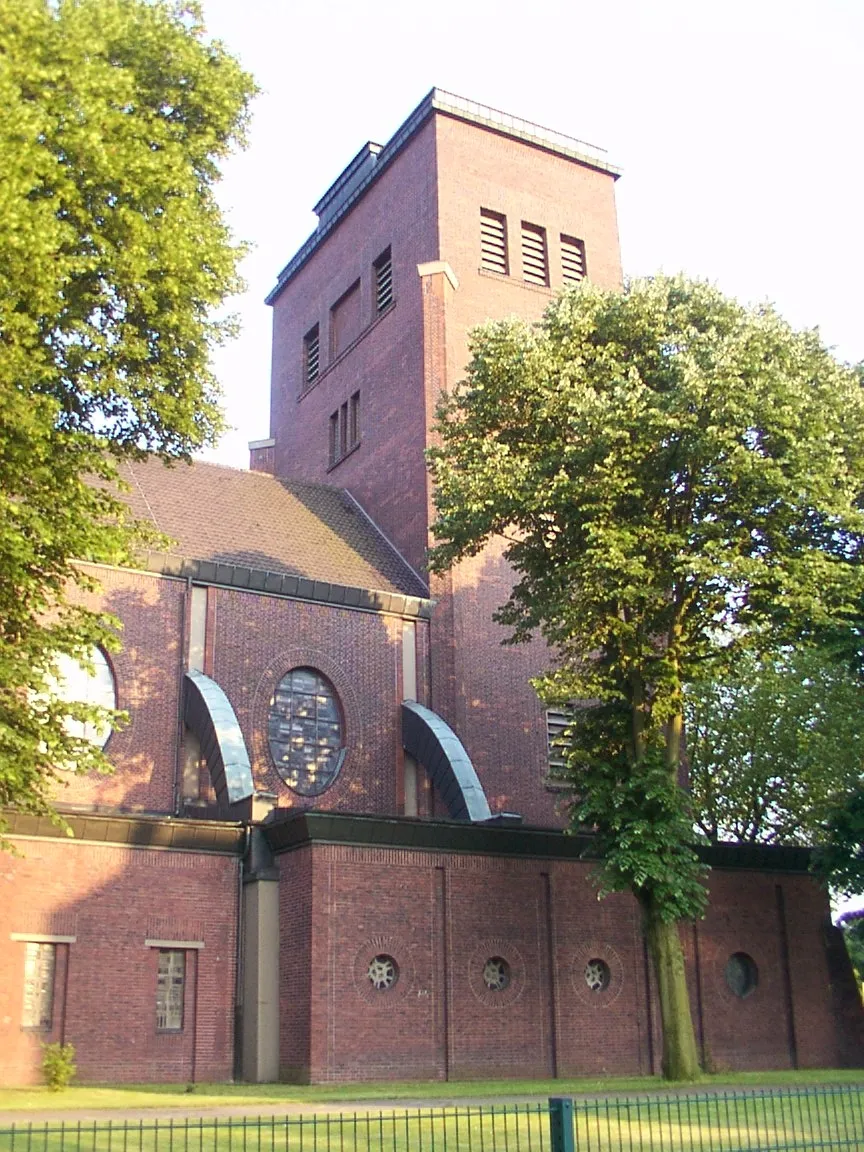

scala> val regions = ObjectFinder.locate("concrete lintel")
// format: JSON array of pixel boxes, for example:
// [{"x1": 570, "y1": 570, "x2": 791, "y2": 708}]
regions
[{"x1": 417, "y1": 261, "x2": 459, "y2": 291}]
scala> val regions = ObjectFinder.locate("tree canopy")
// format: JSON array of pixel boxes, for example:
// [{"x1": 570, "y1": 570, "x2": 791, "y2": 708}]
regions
[
  {"x1": 0, "y1": 0, "x2": 255, "y2": 825},
  {"x1": 687, "y1": 646, "x2": 864, "y2": 847},
  {"x1": 428, "y1": 275, "x2": 864, "y2": 1078}
]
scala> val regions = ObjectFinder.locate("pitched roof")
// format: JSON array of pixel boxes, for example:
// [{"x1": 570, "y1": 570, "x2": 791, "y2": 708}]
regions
[{"x1": 118, "y1": 457, "x2": 428, "y2": 599}]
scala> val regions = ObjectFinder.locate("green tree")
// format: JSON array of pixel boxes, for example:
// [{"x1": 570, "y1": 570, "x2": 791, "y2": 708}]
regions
[
  {"x1": 687, "y1": 646, "x2": 864, "y2": 845},
  {"x1": 428, "y1": 276, "x2": 864, "y2": 1080},
  {"x1": 0, "y1": 0, "x2": 254, "y2": 826},
  {"x1": 815, "y1": 785, "x2": 864, "y2": 899},
  {"x1": 839, "y1": 914, "x2": 864, "y2": 984}
]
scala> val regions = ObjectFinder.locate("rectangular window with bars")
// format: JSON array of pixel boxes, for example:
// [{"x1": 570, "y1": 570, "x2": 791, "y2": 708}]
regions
[
  {"x1": 521, "y1": 222, "x2": 549, "y2": 286},
  {"x1": 328, "y1": 392, "x2": 361, "y2": 468},
  {"x1": 156, "y1": 949, "x2": 185, "y2": 1031},
  {"x1": 22, "y1": 942, "x2": 55, "y2": 1029},
  {"x1": 480, "y1": 209, "x2": 508, "y2": 275},
  {"x1": 302, "y1": 324, "x2": 320, "y2": 392},
  {"x1": 373, "y1": 248, "x2": 393, "y2": 314},
  {"x1": 560, "y1": 234, "x2": 587, "y2": 285}
]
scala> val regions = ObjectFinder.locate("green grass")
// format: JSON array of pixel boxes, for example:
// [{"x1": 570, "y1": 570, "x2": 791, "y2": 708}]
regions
[{"x1": 1, "y1": 1068, "x2": 863, "y2": 1113}]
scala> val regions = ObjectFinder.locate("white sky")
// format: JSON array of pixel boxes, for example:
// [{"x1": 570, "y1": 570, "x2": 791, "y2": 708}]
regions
[{"x1": 199, "y1": 0, "x2": 864, "y2": 469}]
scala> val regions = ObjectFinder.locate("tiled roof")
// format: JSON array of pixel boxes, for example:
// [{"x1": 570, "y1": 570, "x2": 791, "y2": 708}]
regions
[{"x1": 118, "y1": 458, "x2": 428, "y2": 599}]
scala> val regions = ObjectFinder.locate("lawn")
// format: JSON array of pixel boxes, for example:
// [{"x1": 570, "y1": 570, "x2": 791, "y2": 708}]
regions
[
  {"x1": 1, "y1": 1081, "x2": 863, "y2": 1152},
  {"x1": 1, "y1": 1068, "x2": 863, "y2": 1112}
]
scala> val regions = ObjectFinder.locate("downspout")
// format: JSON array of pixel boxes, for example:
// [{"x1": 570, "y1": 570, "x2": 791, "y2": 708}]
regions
[{"x1": 233, "y1": 824, "x2": 250, "y2": 1080}]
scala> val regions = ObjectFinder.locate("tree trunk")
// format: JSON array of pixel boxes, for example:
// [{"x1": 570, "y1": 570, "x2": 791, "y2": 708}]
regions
[{"x1": 642, "y1": 893, "x2": 702, "y2": 1080}]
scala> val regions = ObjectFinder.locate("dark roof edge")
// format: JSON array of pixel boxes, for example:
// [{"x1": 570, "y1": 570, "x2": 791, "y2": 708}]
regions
[
  {"x1": 262, "y1": 811, "x2": 815, "y2": 873},
  {"x1": 266, "y1": 89, "x2": 621, "y2": 305},
  {"x1": 4, "y1": 810, "x2": 246, "y2": 855},
  {"x1": 85, "y1": 554, "x2": 434, "y2": 619}
]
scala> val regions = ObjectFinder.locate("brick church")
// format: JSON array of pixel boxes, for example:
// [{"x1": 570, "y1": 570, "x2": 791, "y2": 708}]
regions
[{"x1": 2, "y1": 91, "x2": 861, "y2": 1085}]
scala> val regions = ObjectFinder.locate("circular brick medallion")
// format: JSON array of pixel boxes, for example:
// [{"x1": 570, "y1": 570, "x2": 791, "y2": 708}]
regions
[
  {"x1": 353, "y1": 936, "x2": 411, "y2": 1003},
  {"x1": 468, "y1": 939, "x2": 524, "y2": 1008},
  {"x1": 570, "y1": 943, "x2": 623, "y2": 1007}
]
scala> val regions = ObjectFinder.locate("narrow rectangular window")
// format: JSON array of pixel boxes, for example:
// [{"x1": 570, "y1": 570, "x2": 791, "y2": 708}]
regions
[
  {"x1": 349, "y1": 391, "x2": 360, "y2": 449},
  {"x1": 329, "y1": 410, "x2": 340, "y2": 466},
  {"x1": 480, "y1": 209, "x2": 508, "y2": 275},
  {"x1": 560, "y1": 234, "x2": 587, "y2": 284},
  {"x1": 521, "y1": 222, "x2": 548, "y2": 286},
  {"x1": 330, "y1": 279, "x2": 361, "y2": 360},
  {"x1": 302, "y1": 324, "x2": 320, "y2": 391},
  {"x1": 546, "y1": 707, "x2": 572, "y2": 778},
  {"x1": 373, "y1": 248, "x2": 393, "y2": 313},
  {"x1": 339, "y1": 401, "x2": 348, "y2": 459},
  {"x1": 156, "y1": 949, "x2": 185, "y2": 1031},
  {"x1": 22, "y1": 942, "x2": 55, "y2": 1029}
]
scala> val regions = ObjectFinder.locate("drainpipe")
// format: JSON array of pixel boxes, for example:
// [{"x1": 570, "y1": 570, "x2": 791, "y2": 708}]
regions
[{"x1": 233, "y1": 824, "x2": 250, "y2": 1080}]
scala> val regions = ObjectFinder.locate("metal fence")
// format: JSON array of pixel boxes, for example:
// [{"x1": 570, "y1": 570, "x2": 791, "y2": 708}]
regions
[{"x1": 0, "y1": 1086, "x2": 862, "y2": 1152}]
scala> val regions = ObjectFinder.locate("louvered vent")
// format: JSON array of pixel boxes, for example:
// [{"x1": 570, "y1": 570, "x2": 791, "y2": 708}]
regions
[
  {"x1": 303, "y1": 325, "x2": 320, "y2": 390},
  {"x1": 374, "y1": 248, "x2": 393, "y2": 313},
  {"x1": 546, "y1": 707, "x2": 572, "y2": 777},
  {"x1": 521, "y1": 222, "x2": 548, "y2": 286},
  {"x1": 480, "y1": 209, "x2": 508, "y2": 274},
  {"x1": 561, "y1": 234, "x2": 586, "y2": 284}
]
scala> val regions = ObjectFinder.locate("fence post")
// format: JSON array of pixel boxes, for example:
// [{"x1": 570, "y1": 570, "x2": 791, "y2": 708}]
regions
[{"x1": 549, "y1": 1097, "x2": 576, "y2": 1152}]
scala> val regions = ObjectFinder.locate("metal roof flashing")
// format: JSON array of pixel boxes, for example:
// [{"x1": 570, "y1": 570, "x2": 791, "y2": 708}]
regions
[{"x1": 266, "y1": 90, "x2": 621, "y2": 305}]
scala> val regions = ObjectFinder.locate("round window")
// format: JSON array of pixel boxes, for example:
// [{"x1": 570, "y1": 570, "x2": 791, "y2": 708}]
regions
[
  {"x1": 482, "y1": 956, "x2": 511, "y2": 992},
  {"x1": 367, "y1": 955, "x2": 398, "y2": 991},
  {"x1": 584, "y1": 958, "x2": 611, "y2": 992},
  {"x1": 49, "y1": 647, "x2": 116, "y2": 753},
  {"x1": 268, "y1": 668, "x2": 345, "y2": 796},
  {"x1": 725, "y1": 952, "x2": 759, "y2": 998}
]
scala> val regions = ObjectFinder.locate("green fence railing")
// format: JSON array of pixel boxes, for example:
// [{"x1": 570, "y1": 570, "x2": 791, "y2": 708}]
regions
[{"x1": 0, "y1": 1085, "x2": 862, "y2": 1152}]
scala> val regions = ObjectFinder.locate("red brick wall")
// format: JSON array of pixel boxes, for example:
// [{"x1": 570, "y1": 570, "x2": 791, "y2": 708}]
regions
[
  {"x1": 62, "y1": 566, "x2": 432, "y2": 820},
  {"x1": 423, "y1": 115, "x2": 624, "y2": 825},
  {"x1": 429, "y1": 546, "x2": 565, "y2": 826},
  {"x1": 695, "y1": 870, "x2": 848, "y2": 1071},
  {"x1": 0, "y1": 837, "x2": 238, "y2": 1085},
  {"x1": 56, "y1": 566, "x2": 184, "y2": 815},
  {"x1": 285, "y1": 843, "x2": 850, "y2": 1082},
  {"x1": 269, "y1": 118, "x2": 440, "y2": 577},
  {"x1": 209, "y1": 586, "x2": 414, "y2": 815}
]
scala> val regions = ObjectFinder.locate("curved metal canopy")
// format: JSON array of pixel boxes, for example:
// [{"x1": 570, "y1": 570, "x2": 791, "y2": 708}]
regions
[
  {"x1": 401, "y1": 701, "x2": 491, "y2": 822},
  {"x1": 184, "y1": 670, "x2": 254, "y2": 807}
]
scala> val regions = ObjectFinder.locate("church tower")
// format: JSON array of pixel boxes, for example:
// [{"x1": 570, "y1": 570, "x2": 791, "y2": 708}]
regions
[{"x1": 253, "y1": 91, "x2": 624, "y2": 825}]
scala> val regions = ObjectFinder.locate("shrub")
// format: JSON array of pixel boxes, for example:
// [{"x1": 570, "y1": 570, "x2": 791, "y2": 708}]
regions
[{"x1": 42, "y1": 1042, "x2": 76, "y2": 1091}]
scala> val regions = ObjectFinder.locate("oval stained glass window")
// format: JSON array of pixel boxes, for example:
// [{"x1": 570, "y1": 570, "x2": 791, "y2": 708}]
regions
[{"x1": 268, "y1": 668, "x2": 345, "y2": 796}]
